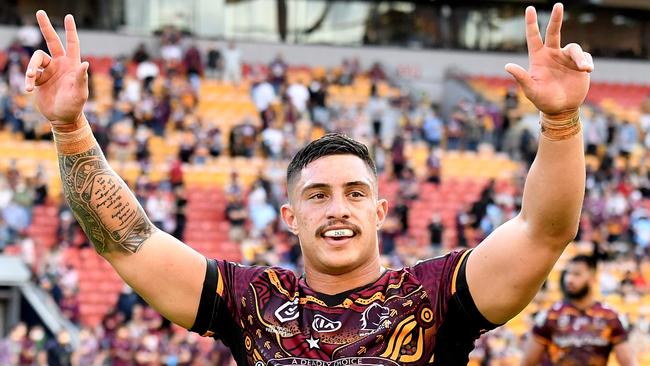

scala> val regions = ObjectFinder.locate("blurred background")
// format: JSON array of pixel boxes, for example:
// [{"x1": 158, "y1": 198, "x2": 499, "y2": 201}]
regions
[{"x1": 0, "y1": 0, "x2": 649, "y2": 365}]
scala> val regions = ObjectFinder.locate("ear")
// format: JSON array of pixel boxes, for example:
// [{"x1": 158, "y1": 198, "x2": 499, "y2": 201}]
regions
[
  {"x1": 375, "y1": 198, "x2": 389, "y2": 230},
  {"x1": 281, "y1": 203, "x2": 299, "y2": 235}
]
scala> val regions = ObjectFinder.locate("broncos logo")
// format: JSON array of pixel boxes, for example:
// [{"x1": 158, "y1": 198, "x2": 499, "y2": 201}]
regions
[{"x1": 360, "y1": 303, "x2": 391, "y2": 332}]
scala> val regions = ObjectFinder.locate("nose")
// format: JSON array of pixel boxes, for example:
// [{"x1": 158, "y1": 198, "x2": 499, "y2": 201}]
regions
[{"x1": 325, "y1": 193, "x2": 351, "y2": 220}]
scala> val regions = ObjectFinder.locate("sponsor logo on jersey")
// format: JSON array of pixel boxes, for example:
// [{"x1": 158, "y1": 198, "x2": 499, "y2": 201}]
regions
[
  {"x1": 360, "y1": 303, "x2": 391, "y2": 333},
  {"x1": 312, "y1": 314, "x2": 342, "y2": 333},
  {"x1": 265, "y1": 357, "x2": 400, "y2": 365},
  {"x1": 275, "y1": 298, "x2": 300, "y2": 323}
]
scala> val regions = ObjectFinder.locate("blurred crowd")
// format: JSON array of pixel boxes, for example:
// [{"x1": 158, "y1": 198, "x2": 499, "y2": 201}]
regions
[{"x1": 0, "y1": 25, "x2": 649, "y2": 365}]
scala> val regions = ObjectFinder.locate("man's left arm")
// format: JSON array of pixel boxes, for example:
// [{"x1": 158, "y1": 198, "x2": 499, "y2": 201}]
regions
[
  {"x1": 466, "y1": 3, "x2": 593, "y2": 324},
  {"x1": 612, "y1": 312, "x2": 636, "y2": 366},
  {"x1": 614, "y1": 342, "x2": 637, "y2": 366}
]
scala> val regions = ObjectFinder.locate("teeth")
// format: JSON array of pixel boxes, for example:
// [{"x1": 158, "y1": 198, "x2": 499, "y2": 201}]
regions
[{"x1": 323, "y1": 229, "x2": 354, "y2": 238}]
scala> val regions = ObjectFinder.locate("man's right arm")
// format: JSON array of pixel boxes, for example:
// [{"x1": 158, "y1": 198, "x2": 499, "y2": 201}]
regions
[
  {"x1": 26, "y1": 11, "x2": 207, "y2": 330},
  {"x1": 58, "y1": 135, "x2": 206, "y2": 329}
]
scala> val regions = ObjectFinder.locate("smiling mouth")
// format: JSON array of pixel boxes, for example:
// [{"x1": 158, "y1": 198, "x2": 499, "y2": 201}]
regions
[{"x1": 321, "y1": 228, "x2": 357, "y2": 241}]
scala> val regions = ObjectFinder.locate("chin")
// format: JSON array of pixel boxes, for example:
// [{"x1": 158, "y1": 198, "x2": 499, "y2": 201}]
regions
[{"x1": 318, "y1": 254, "x2": 361, "y2": 274}]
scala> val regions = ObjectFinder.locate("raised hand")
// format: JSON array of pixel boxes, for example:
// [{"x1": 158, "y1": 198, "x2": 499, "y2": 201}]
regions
[
  {"x1": 505, "y1": 3, "x2": 593, "y2": 115},
  {"x1": 25, "y1": 11, "x2": 89, "y2": 129}
]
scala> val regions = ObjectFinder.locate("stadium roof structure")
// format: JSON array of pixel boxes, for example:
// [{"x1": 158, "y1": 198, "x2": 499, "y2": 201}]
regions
[{"x1": 385, "y1": 0, "x2": 650, "y2": 10}]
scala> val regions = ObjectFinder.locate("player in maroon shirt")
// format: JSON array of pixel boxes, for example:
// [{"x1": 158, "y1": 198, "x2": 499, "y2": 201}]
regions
[
  {"x1": 27, "y1": 2, "x2": 591, "y2": 365},
  {"x1": 521, "y1": 255, "x2": 636, "y2": 366}
]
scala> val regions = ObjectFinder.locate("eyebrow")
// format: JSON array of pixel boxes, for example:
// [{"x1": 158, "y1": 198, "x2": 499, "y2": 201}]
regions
[{"x1": 301, "y1": 181, "x2": 372, "y2": 195}]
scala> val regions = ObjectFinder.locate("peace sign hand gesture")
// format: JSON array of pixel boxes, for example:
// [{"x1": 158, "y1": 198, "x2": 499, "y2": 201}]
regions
[
  {"x1": 25, "y1": 11, "x2": 89, "y2": 131},
  {"x1": 505, "y1": 3, "x2": 593, "y2": 116}
]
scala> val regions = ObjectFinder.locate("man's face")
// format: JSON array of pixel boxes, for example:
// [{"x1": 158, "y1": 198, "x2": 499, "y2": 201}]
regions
[
  {"x1": 281, "y1": 155, "x2": 388, "y2": 275},
  {"x1": 563, "y1": 262, "x2": 593, "y2": 300}
]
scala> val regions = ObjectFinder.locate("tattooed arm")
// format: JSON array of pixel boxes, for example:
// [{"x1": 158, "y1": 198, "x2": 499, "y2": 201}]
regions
[
  {"x1": 58, "y1": 145, "x2": 154, "y2": 255},
  {"x1": 26, "y1": 11, "x2": 206, "y2": 329}
]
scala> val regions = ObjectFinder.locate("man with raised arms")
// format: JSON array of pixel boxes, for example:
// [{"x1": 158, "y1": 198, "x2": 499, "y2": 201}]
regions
[{"x1": 26, "y1": 3, "x2": 592, "y2": 365}]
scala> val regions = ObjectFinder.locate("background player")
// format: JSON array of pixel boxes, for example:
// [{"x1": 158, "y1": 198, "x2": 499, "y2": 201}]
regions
[
  {"x1": 520, "y1": 255, "x2": 636, "y2": 366},
  {"x1": 24, "y1": 2, "x2": 593, "y2": 365}
]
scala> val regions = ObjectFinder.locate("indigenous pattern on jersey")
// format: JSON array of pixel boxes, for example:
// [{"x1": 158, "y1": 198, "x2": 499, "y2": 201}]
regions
[
  {"x1": 190, "y1": 249, "x2": 497, "y2": 366},
  {"x1": 532, "y1": 301, "x2": 628, "y2": 366}
]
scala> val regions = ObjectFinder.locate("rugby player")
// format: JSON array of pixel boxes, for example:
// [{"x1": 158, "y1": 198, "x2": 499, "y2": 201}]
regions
[
  {"x1": 25, "y1": 3, "x2": 592, "y2": 365},
  {"x1": 521, "y1": 255, "x2": 636, "y2": 366}
]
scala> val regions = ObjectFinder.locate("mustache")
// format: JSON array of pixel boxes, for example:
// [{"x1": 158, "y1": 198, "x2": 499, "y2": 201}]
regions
[{"x1": 315, "y1": 220, "x2": 362, "y2": 237}]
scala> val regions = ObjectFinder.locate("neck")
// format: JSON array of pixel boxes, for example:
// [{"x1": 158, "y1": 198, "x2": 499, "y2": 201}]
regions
[{"x1": 304, "y1": 256, "x2": 384, "y2": 295}]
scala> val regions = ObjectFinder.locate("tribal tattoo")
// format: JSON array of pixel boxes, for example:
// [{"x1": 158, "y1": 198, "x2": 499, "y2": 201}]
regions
[{"x1": 58, "y1": 145, "x2": 155, "y2": 254}]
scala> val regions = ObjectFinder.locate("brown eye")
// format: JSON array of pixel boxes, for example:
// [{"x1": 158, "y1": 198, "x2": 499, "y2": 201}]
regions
[{"x1": 310, "y1": 193, "x2": 326, "y2": 200}]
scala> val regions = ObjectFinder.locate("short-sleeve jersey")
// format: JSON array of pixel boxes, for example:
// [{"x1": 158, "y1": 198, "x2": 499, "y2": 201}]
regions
[
  {"x1": 190, "y1": 249, "x2": 497, "y2": 366},
  {"x1": 532, "y1": 300, "x2": 628, "y2": 366}
]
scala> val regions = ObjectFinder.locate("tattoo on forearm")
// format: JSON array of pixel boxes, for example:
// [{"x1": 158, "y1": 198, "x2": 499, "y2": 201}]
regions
[{"x1": 58, "y1": 145, "x2": 155, "y2": 254}]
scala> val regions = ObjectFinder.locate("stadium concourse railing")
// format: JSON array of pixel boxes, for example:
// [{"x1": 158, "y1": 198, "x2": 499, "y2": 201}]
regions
[{"x1": 0, "y1": 256, "x2": 80, "y2": 346}]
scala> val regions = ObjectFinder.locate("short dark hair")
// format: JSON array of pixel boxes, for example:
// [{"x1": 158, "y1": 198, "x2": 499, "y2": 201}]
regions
[
  {"x1": 569, "y1": 255, "x2": 597, "y2": 271},
  {"x1": 286, "y1": 133, "x2": 377, "y2": 196}
]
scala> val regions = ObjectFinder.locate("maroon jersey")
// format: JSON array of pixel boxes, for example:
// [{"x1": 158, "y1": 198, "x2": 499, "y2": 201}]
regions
[
  {"x1": 532, "y1": 300, "x2": 628, "y2": 366},
  {"x1": 191, "y1": 249, "x2": 497, "y2": 365}
]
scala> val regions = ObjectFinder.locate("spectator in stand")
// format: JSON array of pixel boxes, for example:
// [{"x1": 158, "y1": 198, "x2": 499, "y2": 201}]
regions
[
  {"x1": 146, "y1": 187, "x2": 174, "y2": 232},
  {"x1": 226, "y1": 192, "x2": 247, "y2": 243},
  {"x1": 17, "y1": 230, "x2": 35, "y2": 270},
  {"x1": 380, "y1": 211, "x2": 400, "y2": 255},
  {"x1": 428, "y1": 213, "x2": 444, "y2": 250},
  {"x1": 159, "y1": 25, "x2": 183, "y2": 70},
  {"x1": 617, "y1": 119, "x2": 639, "y2": 160},
  {"x1": 499, "y1": 86, "x2": 519, "y2": 151},
  {"x1": 393, "y1": 195, "x2": 410, "y2": 234},
  {"x1": 222, "y1": 41, "x2": 242, "y2": 85},
  {"x1": 268, "y1": 54, "x2": 288, "y2": 93},
  {"x1": 127, "y1": 304, "x2": 150, "y2": 340},
  {"x1": 32, "y1": 171, "x2": 47, "y2": 205},
  {"x1": 17, "y1": 16, "x2": 41, "y2": 56},
  {"x1": 206, "y1": 126, "x2": 224, "y2": 157},
  {"x1": 172, "y1": 185, "x2": 187, "y2": 240},
  {"x1": 251, "y1": 75, "x2": 277, "y2": 127},
  {"x1": 107, "y1": 56, "x2": 126, "y2": 100},
  {"x1": 132, "y1": 43, "x2": 150, "y2": 64},
  {"x1": 287, "y1": 78, "x2": 310, "y2": 115},
  {"x1": 398, "y1": 167, "x2": 420, "y2": 201},
  {"x1": 425, "y1": 148, "x2": 442, "y2": 184},
  {"x1": 261, "y1": 119, "x2": 285, "y2": 160},
  {"x1": 183, "y1": 43, "x2": 203, "y2": 92},
  {"x1": 338, "y1": 58, "x2": 357, "y2": 86},
  {"x1": 205, "y1": 42, "x2": 222, "y2": 79},
  {"x1": 3, "y1": 39, "x2": 28, "y2": 93},
  {"x1": 422, "y1": 104, "x2": 444, "y2": 148},
  {"x1": 44, "y1": 330, "x2": 73, "y2": 366},
  {"x1": 136, "y1": 55, "x2": 160, "y2": 94},
  {"x1": 0, "y1": 322, "x2": 26, "y2": 365},
  {"x1": 110, "y1": 325, "x2": 134, "y2": 366},
  {"x1": 247, "y1": 181, "x2": 277, "y2": 238},
  {"x1": 21, "y1": 326, "x2": 45, "y2": 365},
  {"x1": 390, "y1": 134, "x2": 406, "y2": 178},
  {"x1": 0, "y1": 215, "x2": 10, "y2": 251},
  {"x1": 367, "y1": 61, "x2": 386, "y2": 81},
  {"x1": 229, "y1": 120, "x2": 257, "y2": 157},
  {"x1": 71, "y1": 328, "x2": 100, "y2": 366},
  {"x1": 308, "y1": 77, "x2": 328, "y2": 125},
  {"x1": 59, "y1": 287, "x2": 80, "y2": 324},
  {"x1": 135, "y1": 334, "x2": 161, "y2": 365}
]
